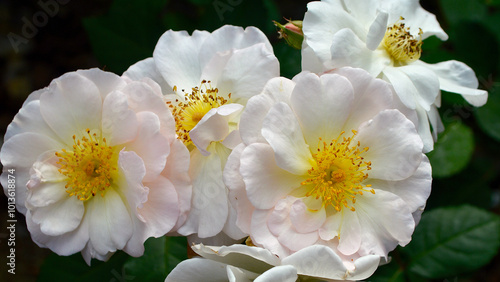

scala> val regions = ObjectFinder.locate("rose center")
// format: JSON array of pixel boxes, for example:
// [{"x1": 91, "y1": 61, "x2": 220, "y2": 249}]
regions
[
  {"x1": 301, "y1": 130, "x2": 374, "y2": 212},
  {"x1": 168, "y1": 80, "x2": 229, "y2": 145},
  {"x1": 55, "y1": 129, "x2": 117, "y2": 201},
  {"x1": 382, "y1": 17, "x2": 423, "y2": 65}
]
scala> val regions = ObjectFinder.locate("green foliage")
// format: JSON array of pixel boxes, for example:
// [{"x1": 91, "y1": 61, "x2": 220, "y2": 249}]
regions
[
  {"x1": 427, "y1": 121, "x2": 474, "y2": 178},
  {"x1": 402, "y1": 205, "x2": 500, "y2": 279},
  {"x1": 476, "y1": 87, "x2": 500, "y2": 141}
]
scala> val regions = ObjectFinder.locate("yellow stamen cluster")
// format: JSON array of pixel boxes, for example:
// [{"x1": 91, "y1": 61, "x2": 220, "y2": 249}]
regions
[
  {"x1": 55, "y1": 129, "x2": 117, "y2": 201},
  {"x1": 382, "y1": 17, "x2": 423, "y2": 65},
  {"x1": 168, "y1": 80, "x2": 230, "y2": 145},
  {"x1": 301, "y1": 130, "x2": 374, "y2": 212}
]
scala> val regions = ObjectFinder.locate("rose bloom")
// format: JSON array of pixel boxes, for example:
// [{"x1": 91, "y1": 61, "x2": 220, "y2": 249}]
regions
[
  {"x1": 124, "y1": 25, "x2": 279, "y2": 242},
  {"x1": 224, "y1": 68, "x2": 431, "y2": 262},
  {"x1": 301, "y1": 0, "x2": 488, "y2": 151},
  {"x1": 0, "y1": 69, "x2": 191, "y2": 264},
  {"x1": 165, "y1": 244, "x2": 380, "y2": 282}
]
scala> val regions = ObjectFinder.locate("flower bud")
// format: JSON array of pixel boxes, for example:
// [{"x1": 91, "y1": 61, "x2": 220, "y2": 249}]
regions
[{"x1": 273, "y1": 19, "x2": 303, "y2": 50}]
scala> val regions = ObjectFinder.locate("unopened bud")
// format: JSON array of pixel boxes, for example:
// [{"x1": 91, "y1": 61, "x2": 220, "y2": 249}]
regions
[{"x1": 273, "y1": 19, "x2": 303, "y2": 50}]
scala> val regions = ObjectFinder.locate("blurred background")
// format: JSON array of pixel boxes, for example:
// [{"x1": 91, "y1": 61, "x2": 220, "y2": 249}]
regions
[{"x1": 1, "y1": 0, "x2": 500, "y2": 281}]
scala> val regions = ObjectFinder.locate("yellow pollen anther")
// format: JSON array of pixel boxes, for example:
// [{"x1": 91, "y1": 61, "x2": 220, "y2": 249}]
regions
[
  {"x1": 168, "y1": 80, "x2": 229, "y2": 145},
  {"x1": 55, "y1": 129, "x2": 117, "y2": 201},
  {"x1": 382, "y1": 17, "x2": 423, "y2": 65},
  {"x1": 301, "y1": 131, "x2": 373, "y2": 212}
]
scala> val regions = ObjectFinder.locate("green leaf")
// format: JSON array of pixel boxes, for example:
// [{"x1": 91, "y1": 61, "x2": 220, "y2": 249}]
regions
[
  {"x1": 475, "y1": 87, "x2": 500, "y2": 142},
  {"x1": 427, "y1": 121, "x2": 474, "y2": 178},
  {"x1": 37, "y1": 251, "x2": 129, "y2": 282},
  {"x1": 440, "y1": 0, "x2": 488, "y2": 26},
  {"x1": 164, "y1": 236, "x2": 189, "y2": 274},
  {"x1": 401, "y1": 205, "x2": 500, "y2": 279}
]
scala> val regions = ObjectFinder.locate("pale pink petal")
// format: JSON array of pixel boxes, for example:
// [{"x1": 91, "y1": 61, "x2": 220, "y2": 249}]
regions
[
  {"x1": 356, "y1": 110, "x2": 423, "y2": 181},
  {"x1": 76, "y1": 68, "x2": 127, "y2": 99},
  {"x1": 240, "y1": 143, "x2": 303, "y2": 209},
  {"x1": 30, "y1": 196, "x2": 84, "y2": 236},
  {"x1": 239, "y1": 77, "x2": 295, "y2": 145},
  {"x1": 261, "y1": 102, "x2": 313, "y2": 175},
  {"x1": 290, "y1": 199, "x2": 326, "y2": 234},
  {"x1": 337, "y1": 209, "x2": 362, "y2": 256},
  {"x1": 251, "y1": 209, "x2": 291, "y2": 258},
  {"x1": 290, "y1": 72, "x2": 353, "y2": 149},
  {"x1": 122, "y1": 57, "x2": 173, "y2": 94},
  {"x1": 101, "y1": 90, "x2": 139, "y2": 146}
]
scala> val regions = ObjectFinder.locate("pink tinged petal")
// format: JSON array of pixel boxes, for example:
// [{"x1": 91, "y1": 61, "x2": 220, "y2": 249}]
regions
[
  {"x1": 290, "y1": 199, "x2": 326, "y2": 234},
  {"x1": 101, "y1": 90, "x2": 139, "y2": 146},
  {"x1": 224, "y1": 143, "x2": 253, "y2": 235},
  {"x1": 240, "y1": 143, "x2": 304, "y2": 209},
  {"x1": 250, "y1": 209, "x2": 291, "y2": 259},
  {"x1": 319, "y1": 209, "x2": 341, "y2": 241},
  {"x1": 416, "y1": 60, "x2": 488, "y2": 106},
  {"x1": 261, "y1": 102, "x2": 313, "y2": 175},
  {"x1": 303, "y1": 0, "x2": 366, "y2": 63},
  {"x1": 30, "y1": 195, "x2": 84, "y2": 236},
  {"x1": 76, "y1": 68, "x2": 127, "y2": 99},
  {"x1": 199, "y1": 25, "x2": 274, "y2": 68},
  {"x1": 4, "y1": 99, "x2": 60, "y2": 143},
  {"x1": 86, "y1": 188, "x2": 134, "y2": 255},
  {"x1": 80, "y1": 241, "x2": 114, "y2": 265},
  {"x1": 367, "y1": 155, "x2": 431, "y2": 215},
  {"x1": 123, "y1": 111, "x2": 169, "y2": 182},
  {"x1": 366, "y1": 11, "x2": 389, "y2": 50},
  {"x1": 178, "y1": 147, "x2": 228, "y2": 238},
  {"x1": 223, "y1": 199, "x2": 247, "y2": 240},
  {"x1": 290, "y1": 72, "x2": 354, "y2": 150},
  {"x1": 333, "y1": 67, "x2": 395, "y2": 131},
  {"x1": 140, "y1": 176, "x2": 179, "y2": 237},
  {"x1": 26, "y1": 210, "x2": 90, "y2": 257},
  {"x1": 275, "y1": 220, "x2": 319, "y2": 252},
  {"x1": 255, "y1": 265, "x2": 298, "y2": 282},
  {"x1": 122, "y1": 57, "x2": 173, "y2": 95},
  {"x1": 40, "y1": 72, "x2": 103, "y2": 142},
  {"x1": 356, "y1": 109, "x2": 423, "y2": 181},
  {"x1": 165, "y1": 258, "x2": 229, "y2": 282},
  {"x1": 153, "y1": 29, "x2": 211, "y2": 93},
  {"x1": 121, "y1": 81, "x2": 176, "y2": 142},
  {"x1": 397, "y1": 65, "x2": 440, "y2": 111},
  {"x1": 337, "y1": 209, "x2": 362, "y2": 256},
  {"x1": 328, "y1": 28, "x2": 391, "y2": 77},
  {"x1": 356, "y1": 190, "x2": 415, "y2": 257},
  {"x1": 117, "y1": 150, "x2": 148, "y2": 215},
  {"x1": 202, "y1": 43, "x2": 279, "y2": 104},
  {"x1": 239, "y1": 77, "x2": 295, "y2": 145},
  {"x1": 190, "y1": 104, "x2": 243, "y2": 155},
  {"x1": 26, "y1": 156, "x2": 67, "y2": 208}
]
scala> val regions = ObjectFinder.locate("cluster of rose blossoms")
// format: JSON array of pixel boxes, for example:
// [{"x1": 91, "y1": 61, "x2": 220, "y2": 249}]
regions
[{"x1": 1, "y1": 0, "x2": 488, "y2": 281}]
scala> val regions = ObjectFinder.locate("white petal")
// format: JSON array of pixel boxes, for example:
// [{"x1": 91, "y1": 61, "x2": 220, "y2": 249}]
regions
[
  {"x1": 40, "y1": 72, "x2": 103, "y2": 142},
  {"x1": 166, "y1": 258, "x2": 229, "y2": 282},
  {"x1": 178, "y1": 146, "x2": 228, "y2": 238},
  {"x1": 122, "y1": 57, "x2": 173, "y2": 95},
  {"x1": 251, "y1": 209, "x2": 291, "y2": 258},
  {"x1": 201, "y1": 43, "x2": 279, "y2": 104},
  {"x1": 255, "y1": 265, "x2": 297, "y2": 282},
  {"x1": 367, "y1": 155, "x2": 431, "y2": 214},
  {"x1": 397, "y1": 65, "x2": 440, "y2": 111},
  {"x1": 366, "y1": 11, "x2": 389, "y2": 50},
  {"x1": 239, "y1": 77, "x2": 295, "y2": 145},
  {"x1": 356, "y1": 190, "x2": 415, "y2": 257},
  {"x1": 30, "y1": 196, "x2": 84, "y2": 236},
  {"x1": 337, "y1": 209, "x2": 362, "y2": 256},
  {"x1": 86, "y1": 188, "x2": 134, "y2": 256},
  {"x1": 261, "y1": 102, "x2": 313, "y2": 175},
  {"x1": 190, "y1": 104, "x2": 243, "y2": 155},
  {"x1": 101, "y1": 90, "x2": 139, "y2": 146},
  {"x1": 290, "y1": 72, "x2": 353, "y2": 150},
  {"x1": 333, "y1": 67, "x2": 394, "y2": 131},
  {"x1": 153, "y1": 29, "x2": 210, "y2": 93},
  {"x1": 416, "y1": 60, "x2": 488, "y2": 106},
  {"x1": 240, "y1": 143, "x2": 303, "y2": 209},
  {"x1": 76, "y1": 68, "x2": 127, "y2": 99},
  {"x1": 1, "y1": 132, "x2": 61, "y2": 169},
  {"x1": 117, "y1": 150, "x2": 148, "y2": 211},
  {"x1": 122, "y1": 111, "x2": 169, "y2": 182},
  {"x1": 290, "y1": 199, "x2": 326, "y2": 234},
  {"x1": 382, "y1": 66, "x2": 418, "y2": 109},
  {"x1": 356, "y1": 110, "x2": 423, "y2": 181}
]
